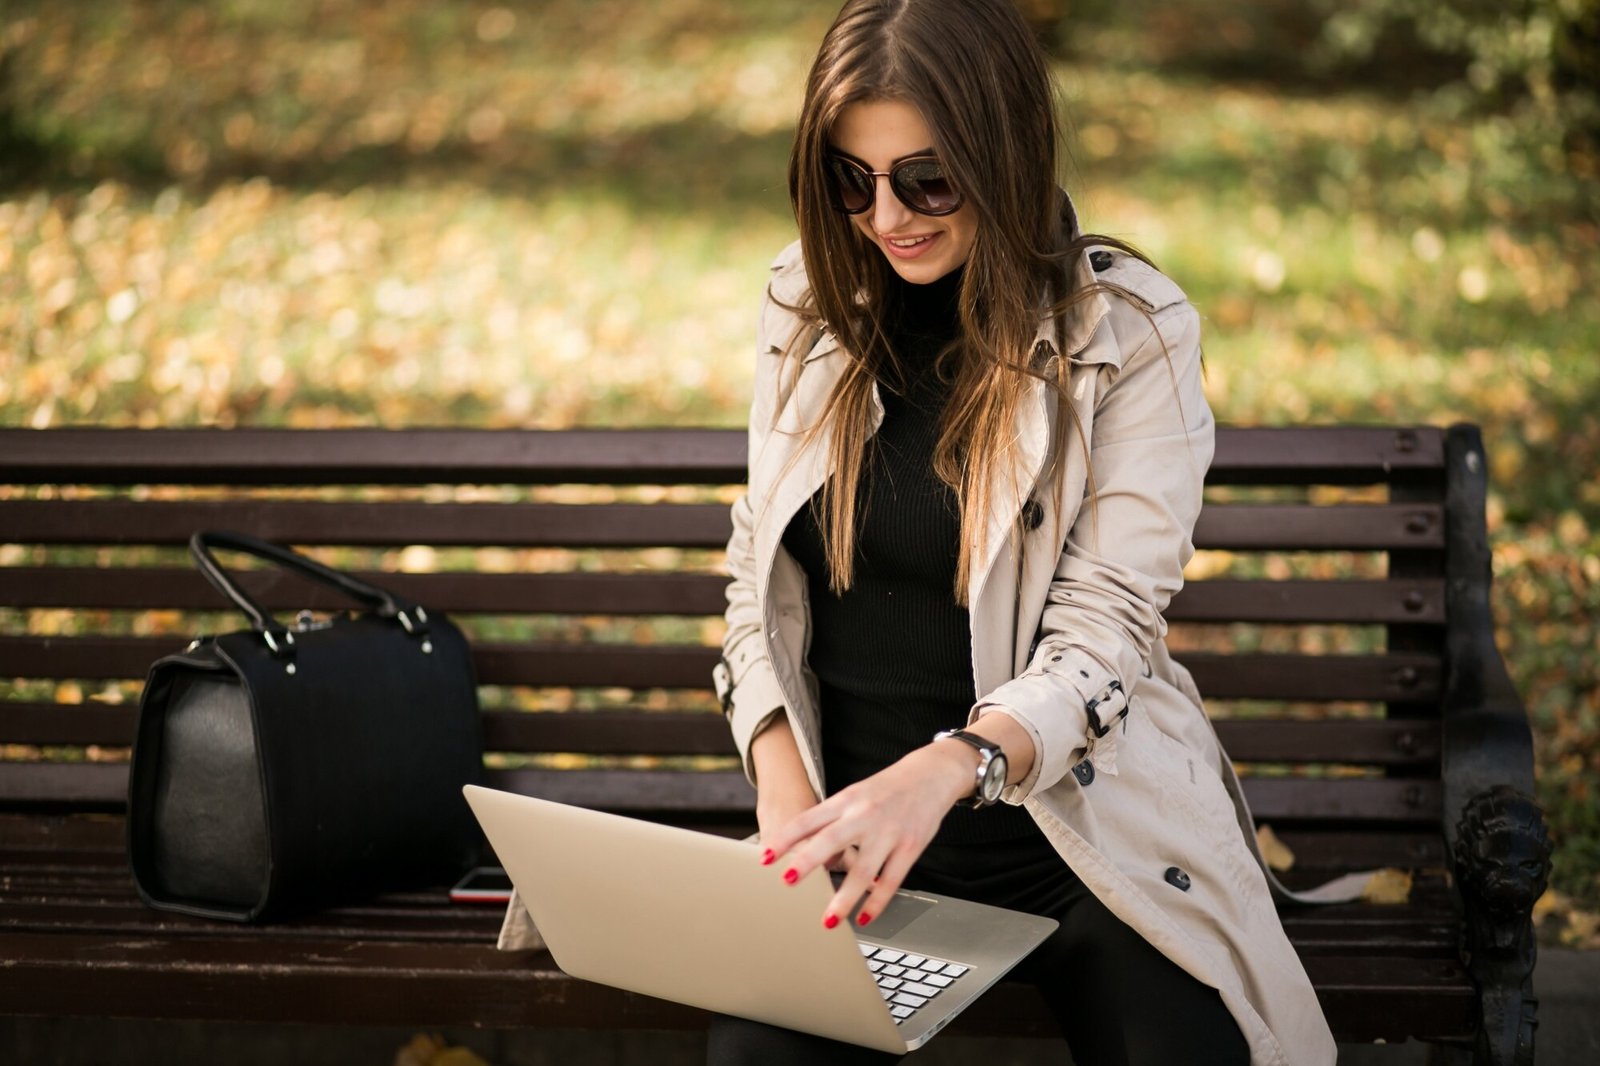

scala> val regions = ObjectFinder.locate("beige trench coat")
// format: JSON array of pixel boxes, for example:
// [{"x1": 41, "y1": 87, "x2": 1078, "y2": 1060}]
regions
[{"x1": 710, "y1": 236, "x2": 1371, "y2": 1066}]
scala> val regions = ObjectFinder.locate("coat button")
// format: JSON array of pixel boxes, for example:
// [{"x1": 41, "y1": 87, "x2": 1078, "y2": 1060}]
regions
[
  {"x1": 1090, "y1": 249, "x2": 1114, "y2": 272},
  {"x1": 1164, "y1": 866, "x2": 1191, "y2": 891},
  {"x1": 1072, "y1": 759, "x2": 1095, "y2": 787},
  {"x1": 1021, "y1": 499, "x2": 1044, "y2": 530}
]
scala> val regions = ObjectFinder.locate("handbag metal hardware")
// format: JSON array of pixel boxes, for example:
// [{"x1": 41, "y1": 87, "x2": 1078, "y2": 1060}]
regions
[
  {"x1": 294, "y1": 610, "x2": 334, "y2": 633},
  {"x1": 261, "y1": 629, "x2": 297, "y2": 657}
]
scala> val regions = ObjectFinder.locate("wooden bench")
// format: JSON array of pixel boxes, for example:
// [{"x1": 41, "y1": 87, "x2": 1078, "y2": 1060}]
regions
[{"x1": 0, "y1": 424, "x2": 1550, "y2": 1063}]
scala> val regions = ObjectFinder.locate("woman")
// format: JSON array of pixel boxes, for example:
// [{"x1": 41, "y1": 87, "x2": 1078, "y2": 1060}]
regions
[{"x1": 711, "y1": 1, "x2": 1345, "y2": 1064}]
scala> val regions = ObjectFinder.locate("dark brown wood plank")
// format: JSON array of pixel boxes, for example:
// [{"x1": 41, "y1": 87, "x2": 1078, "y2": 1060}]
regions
[
  {"x1": 0, "y1": 500, "x2": 731, "y2": 549},
  {"x1": 480, "y1": 709, "x2": 734, "y2": 755},
  {"x1": 0, "y1": 929, "x2": 1473, "y2": 1039},
  {"x1": 0, "y1": 813, "x2": 1447, "y2": 877},
  {"x1": 0, "y1": 568, "x2": 732, "y2": 616},
  {"x1": 0, "y1": 426, "x2": 1445, "y2": 487},
  {"x1": 1166, "y1": 579, "x2": 1445, "y2": 625},
  {"x1": 486, "y1": 767, "x2": 756, "y2": 812},
  {"x1": 0, "y1": 636, "x2": 1440, "y2": 701},
  {"x1": 0, "y1": 703, "x2": 136, "y2": 747},
  {"x1": 0, "y1": 499, "x2": 1443, "y2": 551},
  {"x1": 0, "y1": 428, "x2": 748, "y2": 486},
  {"x1": 1271, "y1": 829, "x2": 1445, "y2": 870},
  {"x1": 1239, "y1": 777, "x2": 1442, "y2": 821},
  {"x1": 3, "y1": 568, "x2": 1445, "y2": 627},
  {"x1": 1213, "y1": 718, "x2": 1440, "y2": 765},
  {"x1": 0, "y1": 763, "x2": 129, "y2": 806},
  {"x1": 0, "y1": 898, "x2": 507, "y2": 944},
  {"x1": 1207, "y1": 426, "x2": 1445, "y2": 484},
  {"x1": 0, "y1": 812, "x2": 126, "y2": 851},
  {"x1": 1183, "y1": 652, "x2": 1441, "y2": 701},
  {"x1": 3, "y1": 496, "x2": 1452, "y2": 547},
  {"x1": 1193, "y1": 504, "x2": 1444, "y2": 550},
  {"x1": 0, "y1": 635, "x2": 721, "y2": 688},
  {"x1": 1, "y1": 761, "x2": 1439, "y2": 822},
  {"x1": 0, "y1": 705, "x2": 1444, "y2": 766}
]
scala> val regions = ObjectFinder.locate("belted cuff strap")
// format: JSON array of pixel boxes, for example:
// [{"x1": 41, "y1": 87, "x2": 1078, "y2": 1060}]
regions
[{"x1": 970, "y1": 644, "x2": 1127, "y2": 802}]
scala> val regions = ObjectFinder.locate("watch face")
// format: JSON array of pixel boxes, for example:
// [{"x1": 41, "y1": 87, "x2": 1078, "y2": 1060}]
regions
[{"x1": 981, "y1": 753, "x2": 1008, "y2": 802}]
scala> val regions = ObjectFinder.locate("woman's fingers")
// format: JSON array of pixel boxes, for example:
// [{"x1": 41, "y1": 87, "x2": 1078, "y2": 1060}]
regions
[
  {"x1": 824, "y1": 844, "x2": 860, "y2": 874},
  {"x1": 825, "y1": 842, "x2": 891, "y2": 926},
  {"x1": 761, "y1": 745, "x2": 970, "y2": 925},
  {"x1": 852, "y1": 846, "x2": 918, "y2": 927},
  {"x1": 758, "y1": 800, "x2": 837, "y2": 868}
]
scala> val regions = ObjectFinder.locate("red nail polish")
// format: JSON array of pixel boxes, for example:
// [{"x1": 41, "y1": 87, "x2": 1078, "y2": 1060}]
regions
[
  {"x1": 760, "y1": 848, "x2": 774, "y2": 865},
  {"x1": 823, "y1": 913, "x2": 839, "y2": 929},
  {"x1": 857, "y1": 911, "x2": 873, "y2": 927},
  {"x1": 782, "y1": 868, "x2": 799, "y2": 885}
]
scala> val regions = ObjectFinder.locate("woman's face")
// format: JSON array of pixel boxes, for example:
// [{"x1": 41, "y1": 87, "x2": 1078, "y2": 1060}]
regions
[{"x1": 830, "y1": 99, "x2": 977, "y2": 285}]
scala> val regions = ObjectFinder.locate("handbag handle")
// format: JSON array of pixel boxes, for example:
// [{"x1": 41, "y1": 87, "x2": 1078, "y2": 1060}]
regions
[{"x1": 189, "y1": 531, "x2": 420, "y2": 641}]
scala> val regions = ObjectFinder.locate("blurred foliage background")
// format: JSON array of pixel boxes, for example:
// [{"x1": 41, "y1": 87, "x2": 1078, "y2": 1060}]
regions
[{"x1": 1, "y1": 0, "x2": 1596, "y2": 937}]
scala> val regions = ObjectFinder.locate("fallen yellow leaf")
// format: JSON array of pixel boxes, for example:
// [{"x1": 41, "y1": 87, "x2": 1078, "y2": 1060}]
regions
[
  {"x1": 1256, "y1": 823, "x2": 1295, "y2": 872},
  {"x1": 1533, "y1": 886, "x2": 1564, "y2": 922},
  {"x1": 393, "y1": 1033, "x2": 491, "y2": 1066},
  {"x1": 1361, "y1": 868, "x2": 1413, "y2": 905}
]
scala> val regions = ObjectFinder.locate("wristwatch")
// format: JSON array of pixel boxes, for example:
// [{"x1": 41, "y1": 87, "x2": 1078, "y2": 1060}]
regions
[{"x1": 932, "y1": 729, "x2": 1008, "y2": 808}]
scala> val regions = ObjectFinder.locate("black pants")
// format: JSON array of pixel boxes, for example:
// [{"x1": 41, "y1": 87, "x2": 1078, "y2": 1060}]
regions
[{"x1": 706, "y1": 834, "x2": 1251, "y2": 1066}]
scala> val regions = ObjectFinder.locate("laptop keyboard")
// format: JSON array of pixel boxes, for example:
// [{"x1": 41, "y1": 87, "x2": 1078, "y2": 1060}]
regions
[{"x1": 857, "y1": 944, "x2": 971, "y2": 1025}]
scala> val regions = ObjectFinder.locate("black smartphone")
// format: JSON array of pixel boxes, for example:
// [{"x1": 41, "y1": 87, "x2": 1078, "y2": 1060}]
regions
[{"x1": 449, "y1": 866, "x2": 514, "y2": 904}]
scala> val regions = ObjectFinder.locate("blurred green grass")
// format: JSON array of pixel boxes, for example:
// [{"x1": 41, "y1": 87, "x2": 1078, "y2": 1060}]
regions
[{"x1": 2, "y1": 0, "x2": 1597, "y2": 929}]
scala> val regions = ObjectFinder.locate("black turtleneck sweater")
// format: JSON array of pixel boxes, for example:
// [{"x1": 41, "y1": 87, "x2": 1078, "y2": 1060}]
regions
[{"x1": 780, "y1": 266, "x2": 1045, "y2": 846}]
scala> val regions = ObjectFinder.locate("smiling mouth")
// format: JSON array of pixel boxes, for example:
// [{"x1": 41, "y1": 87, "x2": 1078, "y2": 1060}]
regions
[{"x1": 886, "y1": 235, "x2": 935, "y2": 248}]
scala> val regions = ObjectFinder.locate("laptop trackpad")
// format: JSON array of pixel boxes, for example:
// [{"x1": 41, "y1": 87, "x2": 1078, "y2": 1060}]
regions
[{"x1": 860, "y1": 891, "x2": 936, "y2": 938}]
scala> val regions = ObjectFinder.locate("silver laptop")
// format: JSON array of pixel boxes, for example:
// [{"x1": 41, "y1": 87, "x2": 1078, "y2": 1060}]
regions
[{"x1": 463, "y1": 785, "x2": 1057, "y2": 1052}]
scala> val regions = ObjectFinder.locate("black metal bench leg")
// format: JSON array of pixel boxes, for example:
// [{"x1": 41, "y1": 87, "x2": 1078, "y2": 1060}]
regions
[{"x1": 1452, "y1": 784, "x2": 1550, "y2": 1066}]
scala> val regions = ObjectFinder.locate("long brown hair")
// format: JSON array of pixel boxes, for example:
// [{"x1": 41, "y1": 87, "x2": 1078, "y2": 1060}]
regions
[{"x1": 776, "y1": 0, "x2": 1152, "y2": 605}]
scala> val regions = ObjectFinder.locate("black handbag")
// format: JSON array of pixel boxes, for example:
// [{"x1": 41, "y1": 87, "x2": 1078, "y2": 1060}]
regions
[{"x1": 128, "y1": 531, "x2": 486, "y2": 922}]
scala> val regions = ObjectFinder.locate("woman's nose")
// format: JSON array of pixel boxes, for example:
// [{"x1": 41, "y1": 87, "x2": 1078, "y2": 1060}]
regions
[{"x1": 870, "y1": 175, "x2": 914, "y2": 235}]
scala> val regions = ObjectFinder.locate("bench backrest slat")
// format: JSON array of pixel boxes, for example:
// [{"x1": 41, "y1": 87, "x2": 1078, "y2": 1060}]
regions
[
  {"x1": 0, "y1": 568, "x2": 1443, "y2": 624},
  {"x1": 0, "y1": 704, "x2": 1442, "y2": 766},
  {"x1": 1, "y1": 426, "x2": 1443, "y2": 484},
  {"x1": 0, "y1": 499, "x2": 1442, "y2": 551},
  {"x1": 0, "y1": 425, "x2": 1464, "y2": 864}
]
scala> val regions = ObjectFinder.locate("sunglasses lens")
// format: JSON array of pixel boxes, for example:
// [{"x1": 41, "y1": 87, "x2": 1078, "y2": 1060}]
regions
[
  {"x1": 894, "y1": 160, "x2": 960, "y2": 214},
  {"x1": 827, "y1": 157, "x2": 873, "y2": 213}
]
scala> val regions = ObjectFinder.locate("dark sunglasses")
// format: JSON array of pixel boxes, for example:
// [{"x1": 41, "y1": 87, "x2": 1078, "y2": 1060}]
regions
[{"x1": 825, "y1": 154, "x2": 964, "y2": 217}]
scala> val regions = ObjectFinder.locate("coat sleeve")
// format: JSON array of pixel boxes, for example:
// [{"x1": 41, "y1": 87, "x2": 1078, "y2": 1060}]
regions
[
  {"x1": 971, "y1": 301, "x2": 1215, "y2": 802},
  {"x1": 714, "y1": 249, "x2": 806, "y2": 786}
]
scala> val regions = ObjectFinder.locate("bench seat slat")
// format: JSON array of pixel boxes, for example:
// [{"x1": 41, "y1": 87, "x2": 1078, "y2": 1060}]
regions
[
  {"x1": 0, "y1": 636, "x2": 1444, "y2": 699},
  {"x1": 0, "y1": 929, "x2": 1473, "y2": 1040},
  {"x1": 0, "y1": 881, "x2": 1461, "y2": 952},
  {"x1": 1, "y1": 568, "x2": 1448, "y2": 625}
]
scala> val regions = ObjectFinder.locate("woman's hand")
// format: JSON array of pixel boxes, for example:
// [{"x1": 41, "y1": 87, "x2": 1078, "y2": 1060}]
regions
[{"x1": 759, "y1": 741, "x2": 978, "y2": 929}]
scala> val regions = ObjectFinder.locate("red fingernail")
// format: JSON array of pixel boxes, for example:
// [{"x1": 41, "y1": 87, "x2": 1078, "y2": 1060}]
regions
[
  {"x1": 760, "y1": 848, "x2": 774, "y2": 865},
  {"x1": 857, "y1": 911, "x2": 873, "y2": 927},
  {"x1": 823, "y1": 913, "x2": 839, "y2": 929},
  {"x1": 782, "y1": 868, "x2": 799, "y2": 885}
]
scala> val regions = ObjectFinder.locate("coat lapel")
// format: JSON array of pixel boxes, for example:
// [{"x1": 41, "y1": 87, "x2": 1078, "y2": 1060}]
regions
[{"x1": 750, "y1": 332, "x2": 881, "y2": 605}]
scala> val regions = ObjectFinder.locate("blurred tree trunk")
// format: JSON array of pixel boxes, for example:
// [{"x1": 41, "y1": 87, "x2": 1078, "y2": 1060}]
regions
[{"x1": 1554, "y1": 0, "x2": 1599, "y2": 178}]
